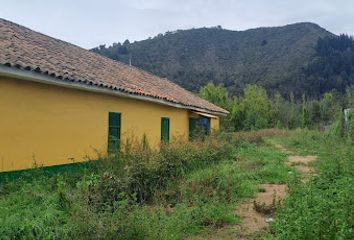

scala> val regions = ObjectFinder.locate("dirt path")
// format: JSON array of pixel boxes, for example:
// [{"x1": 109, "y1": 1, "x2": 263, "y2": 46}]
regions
[
  {"x1": 274, "y1": 143, "x2": 317, "y2": 179},
  {"x1": 189, "y1": 143, "x2": 317, "y2": 240},
  {"x1": 273, "y1": 143, "x2": 293, "y2": 155},
  {"x1": 287, "y1": 155, "x2": 317, "y2": 180},
  {"x1": 189, "y1": 184, "x2": 288, "y2": 240},
  {"x1": 233, "y1": 144, "x2": 318, "y2": 238},
  {"x1": 233, "y1": 184, "x2": 287, "y2": 238}
]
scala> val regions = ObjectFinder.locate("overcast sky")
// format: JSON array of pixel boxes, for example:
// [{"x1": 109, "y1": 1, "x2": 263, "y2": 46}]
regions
[{"x1": 1, "y1": 0, "x2": 354, "y2": 49}]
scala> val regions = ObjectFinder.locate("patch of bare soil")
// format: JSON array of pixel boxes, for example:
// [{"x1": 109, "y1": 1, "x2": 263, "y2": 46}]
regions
[
  {"x1": 273, "y1": 143, "x2": 293, "y2": 155},
  {"x1": 188, "y1": 144, "x2": 318, "y2": 240},
  {"x1": 293, "y1": 165, "x2": 312, "y2": 174},
  {"x1": 287, "y1": 155, "x2": 317, "y2": 181},
  {"x1": 231, "y1": 146, "x2": 318, "y2": 238},
  {"x1": 234, "y1": 184, "x2": 287, "y2": 237},
  {"x1": 287, "y1": 155, "x2": 317, "y2": 166},
  {"x1": 188, "y1": 184, "x2": 287, "y2": 240},
  {"x1": 254, "y1": 184, "x2": 288, "y2": 207}
]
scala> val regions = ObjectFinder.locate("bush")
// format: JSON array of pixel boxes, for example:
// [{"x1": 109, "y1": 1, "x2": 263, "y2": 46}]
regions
[
  {"x1": 0, "y1": 131, "x2": 303, "y2": 239},
  {"x1": 0, "y1": 136, "x2": 236, "y2": 239}
]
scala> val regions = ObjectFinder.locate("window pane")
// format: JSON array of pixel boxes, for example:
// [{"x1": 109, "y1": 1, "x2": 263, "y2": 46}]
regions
[
  {"x1": 161, "y1": 117, "x2": 170, "y2": 143},
  {"x1": 109, "y1": 112, "x2": 120, "y2": 127},
  {"x1": 108, "y1": 112, "x2": 121, "y2": 154}
]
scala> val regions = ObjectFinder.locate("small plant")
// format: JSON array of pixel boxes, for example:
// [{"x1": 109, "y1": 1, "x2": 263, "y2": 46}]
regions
[
  {"x1": 253, "y1": 192, "x2": 277, "y2": 215},
  {"x1": 253, "y1": 200, "x2": 275, "y2": 215}
]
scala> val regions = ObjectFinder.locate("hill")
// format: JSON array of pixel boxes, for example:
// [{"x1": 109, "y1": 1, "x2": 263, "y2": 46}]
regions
[{"x1": 92, "y1": 23, "x2": 333, "y2": 96}]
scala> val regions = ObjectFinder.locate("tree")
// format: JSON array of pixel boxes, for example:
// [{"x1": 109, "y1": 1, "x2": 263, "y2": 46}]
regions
[
  {"x1": 229, "y1": 97, "x2": 243, "y2": 131},
  {"x1": 240, "y1": 85, "x2": 273, "y2": 130},
  {"x1": 199, "y1": 82, "x2": 230, "y2": 109},
  {"x1": 118, "y1": 46, "x2": 128, "y2": 55},
  {"x1": 273, "y1": 92, "x2": 300, "y2": 129},
  {"x1": 345, "y1": 85, "x2": 354, "y2": 108},
  {"x1": 301, "y1": 94, "x2": 310, "y2": 128},
  {"x1": 320, "y1": 92, "x2": 335, "y2": 123},
  {"x1": 199, "y1": 82, "x2": 234, "y2": 130},
  {"x1": 288, "y1": 92, "x2": 299, "y2": 129},
  {"x1": 308, "y1": 100, "x2": 321, "y2": 126},
  {"x1": 273, "y1": 92, "x2": 290, "y2": 128},
  {"x1": 303, "y1": 34, "x2": 354, "y2": 96}
]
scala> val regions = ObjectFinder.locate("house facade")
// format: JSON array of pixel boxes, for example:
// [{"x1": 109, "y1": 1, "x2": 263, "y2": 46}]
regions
[{"x1": 0, "y1": 19, "x2": 228, "y2": 172}]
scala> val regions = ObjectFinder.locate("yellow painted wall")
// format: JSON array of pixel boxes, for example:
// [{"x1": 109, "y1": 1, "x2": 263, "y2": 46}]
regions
[
  {"x1": 0, "y1": 76, "x2": 190, "y2": 172},
  {"x1": 211, "y1": 117, "x2": 220, "y2": 132}
]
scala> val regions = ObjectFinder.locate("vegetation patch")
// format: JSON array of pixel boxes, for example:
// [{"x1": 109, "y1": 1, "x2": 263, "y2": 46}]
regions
[
  {"x1": 268, "y1": 131, "x2": 354, "y2": 240},
  {"x1": 0, "y1": 132, "x2": 292, "y2": 240},
  {"x1": 1, "y1": 130, "x2": 352, "y2": 239}
]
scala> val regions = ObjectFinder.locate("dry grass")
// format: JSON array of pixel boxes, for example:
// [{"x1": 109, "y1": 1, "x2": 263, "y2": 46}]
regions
[{"x1": 234, "y1": 128, "x2": 288, "y2": 143}]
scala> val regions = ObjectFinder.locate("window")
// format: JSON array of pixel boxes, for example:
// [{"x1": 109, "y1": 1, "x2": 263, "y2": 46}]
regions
[
  {"x1": 108, "y1": 112, "x2": 121, "y2": 154},
  {"x1": 199, "y1": 117, "x2": 211, "y2": 135},
  {"x1": 189, "y1": 116, "x2": 210, "y2": 140},
  {"x1": 161, "y1": 117, "x2": 170, "y2": 143},
  {"x1": 189, "y1": 117, "x2": 198, "y2": 139}
]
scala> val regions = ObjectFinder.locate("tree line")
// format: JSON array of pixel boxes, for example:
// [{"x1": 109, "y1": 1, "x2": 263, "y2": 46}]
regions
[
  {"x1": 294, "y1": 34, "x2": 354, "y2": 98},
  {"x1": 199, "y1": 82, "x2": 354, "y2": 132}
]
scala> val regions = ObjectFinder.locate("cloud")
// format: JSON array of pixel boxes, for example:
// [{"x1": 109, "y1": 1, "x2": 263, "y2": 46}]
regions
[{"x1": 1, "y1": 0, "x2": 353, "y2": 48}]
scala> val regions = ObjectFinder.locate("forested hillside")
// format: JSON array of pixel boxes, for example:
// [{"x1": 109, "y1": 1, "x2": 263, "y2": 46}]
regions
[
  {"x1": 92, "y1": 22, "x2": 333, "y2": 97},
  {"x1": 300, "y1": 34, "x2": 354, "y2": 97}
]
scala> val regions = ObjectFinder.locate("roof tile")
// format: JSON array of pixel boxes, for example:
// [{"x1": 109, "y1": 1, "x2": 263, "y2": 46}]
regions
[{"x1": 0, "y1": 18, "x2": 228, "y2": 115}]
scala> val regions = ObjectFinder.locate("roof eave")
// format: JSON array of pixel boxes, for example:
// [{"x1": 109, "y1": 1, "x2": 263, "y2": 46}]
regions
[{"x1": 0, "y1": 65, "x2": 228, "y2": 116}]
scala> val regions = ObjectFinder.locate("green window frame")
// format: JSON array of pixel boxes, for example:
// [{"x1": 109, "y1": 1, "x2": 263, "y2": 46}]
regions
[
  {"x1": 161, "y1": 117, "x2": 170, "y2": 143},
  {"x1": 108, "y1": 112, "x2": 121, "y2": 154}
]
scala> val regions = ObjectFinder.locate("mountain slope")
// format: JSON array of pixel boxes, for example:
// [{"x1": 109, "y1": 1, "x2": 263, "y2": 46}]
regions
[{"x1": 92, "y1": 22, "x2": 334, "y2": 96}]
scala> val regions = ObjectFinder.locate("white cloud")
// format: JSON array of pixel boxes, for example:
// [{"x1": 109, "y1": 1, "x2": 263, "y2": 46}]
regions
[{"x1": 1, "y1": 0, "x2": 354, "y2": 48}]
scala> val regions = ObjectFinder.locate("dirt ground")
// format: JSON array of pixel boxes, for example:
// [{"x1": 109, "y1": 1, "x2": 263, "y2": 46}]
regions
[
  {"x1": 233, "y1": 148, "x2": 318, "y2": 238},
  {"x1": 273, "y1": 143, "x2": 293, "y2": 155},
  {"x1": 189, "y1": 184, "x2": 287, "y2": 240},
  {"x1": 234, "y1": 184, "x2": 288, "y2": 236},
  {"x1": 287, "y1": 155, "x2": 317, "y2": 166},
  {"x1": 287, "y1": 155, "x2": 317, "y2": 180},
  {"x1": 188, "y1": 144, "x2": 318, "y2": 240}
]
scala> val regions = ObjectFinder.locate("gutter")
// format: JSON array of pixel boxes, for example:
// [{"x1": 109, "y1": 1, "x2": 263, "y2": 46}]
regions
[{"x1": 0, "y1": 65, "x2": 228, "y2": 117}]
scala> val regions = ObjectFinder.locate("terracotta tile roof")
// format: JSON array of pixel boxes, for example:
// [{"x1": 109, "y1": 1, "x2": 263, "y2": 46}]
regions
[{"x1": 0, "y1": 18, "x2": 228, "y2": 115}]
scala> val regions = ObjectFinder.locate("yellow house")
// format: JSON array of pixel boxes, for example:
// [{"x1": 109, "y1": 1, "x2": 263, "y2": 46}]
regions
[{"x1": 0, "y1": 19, "x2": 228, "y2": 172}]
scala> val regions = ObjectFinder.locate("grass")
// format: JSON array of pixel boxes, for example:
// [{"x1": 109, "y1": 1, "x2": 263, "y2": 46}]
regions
[
  {"x1": 1, "y1": 129, "x2": 352, "y2": 239},
  {"x1": 0, "y1": 133, "x2": 290, "y2": 240},
  {"x1": 267, "y1": 130, "x2": 354, "y2": 240}
]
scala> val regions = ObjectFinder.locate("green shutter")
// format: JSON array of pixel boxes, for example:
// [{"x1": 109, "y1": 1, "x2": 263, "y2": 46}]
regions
[
  {"x1": 108, "y1": 112, "x2": 121, "y2": 154},
  {"x1": 161, "y1": 117, "x2": 170, "y2": 143}
]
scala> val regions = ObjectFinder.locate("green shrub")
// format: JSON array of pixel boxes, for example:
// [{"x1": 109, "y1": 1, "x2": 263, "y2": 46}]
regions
[{"x1": 347, "y1": 111, "x2": 354, "y2": 143}]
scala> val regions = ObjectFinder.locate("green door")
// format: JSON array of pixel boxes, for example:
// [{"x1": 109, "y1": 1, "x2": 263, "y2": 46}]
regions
[
  {"x1": 161, "y1": 117, "x2": 170, "y2": 143},
  {"x1": 108, "y1": 112, "x2": 121, "y2": 154}
]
